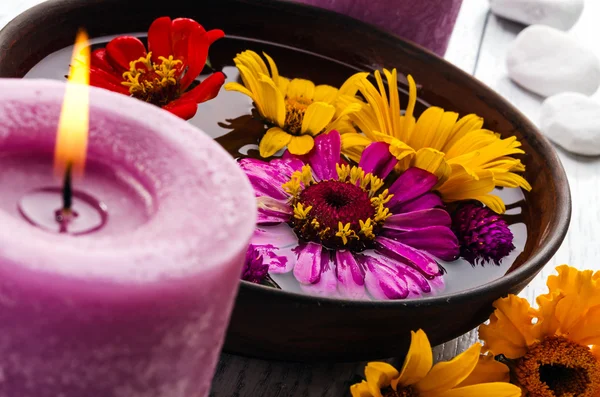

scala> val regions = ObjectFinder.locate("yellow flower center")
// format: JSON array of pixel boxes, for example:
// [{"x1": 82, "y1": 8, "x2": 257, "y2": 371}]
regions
[
  {"x1": 284, "y1": 96, "x2": 312, "y2": 135},
  {"x1": 121, "y1": 52, "x2": 183, "y2": 107},
  {"x1": 382, "y1": 386, "x2": 418, "y2": 397},
  {"x1": 282, "y1": 164, "x2": 392, "y2": 251},
  {"x1": 515, "y1": 336, "x2": 600, "y2": 397}
]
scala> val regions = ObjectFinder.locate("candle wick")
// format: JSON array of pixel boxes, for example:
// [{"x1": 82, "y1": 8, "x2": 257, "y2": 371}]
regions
[{"x1": 62, "y1": 162, "x2": 73, "y2": 212}]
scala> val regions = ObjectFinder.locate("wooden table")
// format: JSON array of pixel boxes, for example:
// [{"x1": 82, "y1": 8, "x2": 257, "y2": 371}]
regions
[{"x1": 2, "y1": 0, "x2": 597, "y2": 395}]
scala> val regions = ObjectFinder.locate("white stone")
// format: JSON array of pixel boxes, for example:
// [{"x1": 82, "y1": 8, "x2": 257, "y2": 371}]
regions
[
  {"x1": 490, "y1": 0, "x2": 584, "y2": 30},
  {"x1": 507, "y1": 25, "x2": 600, "y2": 97},
  {"x1": 540, "y1": 92, "x2": 600, "y2": 155}
]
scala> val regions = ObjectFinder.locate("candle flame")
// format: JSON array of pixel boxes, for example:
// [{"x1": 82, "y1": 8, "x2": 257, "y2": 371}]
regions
[{"x1": 54, "y1": 29, "x2": 90, "y2": 178}]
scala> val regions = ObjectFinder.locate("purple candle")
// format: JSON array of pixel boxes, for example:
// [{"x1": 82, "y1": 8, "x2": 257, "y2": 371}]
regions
[
  {"x1": 295, "y1": 0, "x2": 463, "y2": 56},
  {"x1": 0, "y1": 78, "x2": 256, "y2": 396}
]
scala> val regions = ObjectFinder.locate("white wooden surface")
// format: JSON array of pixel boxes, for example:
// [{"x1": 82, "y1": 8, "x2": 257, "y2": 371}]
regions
[{"x1": 1, "y1": 0, "x2": 598, "y2": 395}]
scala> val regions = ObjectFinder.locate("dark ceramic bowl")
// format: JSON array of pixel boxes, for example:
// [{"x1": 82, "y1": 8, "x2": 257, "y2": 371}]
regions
[{"x1": 0, "y1": 0, "x2": 571, "y2": 362}]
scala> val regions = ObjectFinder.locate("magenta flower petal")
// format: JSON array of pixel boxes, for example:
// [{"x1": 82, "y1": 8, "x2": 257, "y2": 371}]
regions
[
  {"x1": 335, "y1": 250, "x2": 367, "y2": 299},
  {"x1": 359, "y1": 254, "x2": 409, "y2": 300},
  {"x1": 383, "y1": 208, "x2": 451, "y2": 231},
  {"x1": 358, "y1": 142, "x2": 398, "y2": 179},
  {"x1": 300, "y1": 250, "x2": 339, "y2": 297},
  {"x1": 375, "y1": 236, "x2": 441, "y2": 277},
  {"x1": 293, "y1": 242, "x2": 323, "y2": 284},
  {"x1": 397, "y1": 263, "x2": 434, "y2": 295},
  {"x1": 241, "y1": 245, "x2": 269, "y2": 284},
  {"x1": 253, "y1": 244, "x2": 290, "y2": 273},
  {"x1": 307, "y1": 131, "x2": 342, "y2": 181},
  {"x1": 257, "y1": 197, "x2": 292, "y2": 225},
  {"x1": 239, "y1": 158, "x2": 303, "y2": 200},
  {"x1": 388, "y1": 168, "x2": 438, "y2": 210},
  {"x1": 395, "y1": 192, "x2": 444, "y2": 212},
  {"x1": 383, "y1": 226, "x2": 460, "y2": 261}
]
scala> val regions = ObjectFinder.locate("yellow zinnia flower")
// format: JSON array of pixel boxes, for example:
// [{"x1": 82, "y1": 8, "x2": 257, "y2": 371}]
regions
[
  {"x1": 479, "y1": 265, "x2": 600, "y2": 397},
  {"x1": 350, "y1": 329, "x2": 521, "y2": 397},
  {"x1": 224, "y1": 50, "x2": 361, "y2": 157},
  {"x1": 340, "y1": 69, "x2": 532, "y2": 214}
]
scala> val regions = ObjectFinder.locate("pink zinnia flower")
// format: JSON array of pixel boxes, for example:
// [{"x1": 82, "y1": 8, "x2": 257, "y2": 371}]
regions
[{"x1": 241, "y1": 131, "x2": 459, "y2": 300}]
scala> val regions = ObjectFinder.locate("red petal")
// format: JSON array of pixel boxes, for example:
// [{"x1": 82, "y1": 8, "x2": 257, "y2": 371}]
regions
[
  {"x1": 180, "y1": 27, "x2": 210, "y2": 90},
  {"x1": 178, "y1": 72, "x2": 225, "y2": 104},
  {"x1": 163, "y1": 101, "x2": 198, "y2": 120},
  {"x1": 205, "y1": 29, "x2": 225, "y2": 46},
  {"x1": 148, "y1": 16, "x2": 173, "y2": 63},
  {"x1": 106, "y1": 36, "x2": 147, "y2": 72},
  {"x1": 171, "y1": 18, "x2": 204, "y2": 65},
  {"x1": 90, "y1": 66, "x2": 130, "y2": 95},
  {"x1": 91, "y1": 48, "x2": 116, "y2": 73}
]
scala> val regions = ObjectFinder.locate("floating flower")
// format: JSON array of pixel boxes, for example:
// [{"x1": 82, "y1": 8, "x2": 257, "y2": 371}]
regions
[
  {"x1": 479, "y1": 265, "x2": 600, "y2": 397},
  {"x1": 339, "y1": 69, "x2": 532, "y2": 213},
  {"x1": 242, "y1": 130, "x2": 459, "y2": 300},
  {"x1": 89, "y1": 17, "x2": 225, "y2": 120},
  {"x1": 241, "y1": 245, "x2": 269, "y2": 284},
  {"x1": 224, "y1": 50, "x2": 362, "y2": 157},
  {"x1": 452, "y1": 203, "x2": 514, "y2": 265},
  {"x1": 350, "y1": 329, "x2": 521, "y2": 397}
]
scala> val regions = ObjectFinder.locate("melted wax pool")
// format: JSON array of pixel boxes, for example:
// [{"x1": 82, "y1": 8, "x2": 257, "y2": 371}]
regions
[{"x1": 26, "y1": 34, "x2": 529, "y2": 299}]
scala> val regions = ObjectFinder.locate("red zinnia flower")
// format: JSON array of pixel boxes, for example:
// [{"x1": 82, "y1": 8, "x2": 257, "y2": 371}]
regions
[{"x1": 90, "y1": 16, "x2": 225, "y2": 120}]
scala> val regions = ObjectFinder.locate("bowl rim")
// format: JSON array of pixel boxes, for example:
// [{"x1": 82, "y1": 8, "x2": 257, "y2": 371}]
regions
[{"x1": 1, "y1": 0, "x2": 572, "y2": 308}]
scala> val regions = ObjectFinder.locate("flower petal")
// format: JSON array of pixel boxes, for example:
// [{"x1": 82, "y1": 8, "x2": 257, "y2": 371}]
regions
[
  {"x1": 257, "y1": 75, "x2": 286, "y2": 127},
  {"x1": 257, "y1": 196, "x2": 292, "y2": 224},
  {"x1": 359, "y1": 142, "x2": 398, "y2": 179},
  {"x1": 171, "y1": 18, "x2": 204, "y2": 64},
  {"x1": 301, "y1": 102, "x2": 336, "y2": 135},
  {"x1": 163, "y1": 101, "x2": 198, "y2": 120},
  {"x1": 395, "y1": 193, "x2": 444, "y2": 213},
  {"x1": 375, "y1": 237, "x2": 441, "y2": 277},
  {"x1": 205, "y1": 29, "x2": 225, "y2": 46},
  {"x1": 350, "y1": 381, "x2": 372, "y2": 397},
  {"x1": 336, "y1": 250, "x2": 367, "y2": 299},
  {"x1": 106, "y1": 36, "x2": 147, "y2": 72},
  {"x1": 177, "y1": 72, "x2": 225, "y2": 104},
  {"x1": 413, "y1": 148, "x2": 451, "y2": 186},
  {"x1": 300, "y1": 250, "x2": 338, "y2": 297},
  {"x1": 293, "y1": 242, "x2": 323, "y2": 284},
  {"x1": 314, "y1": 84, "x2": 339, "y2": 103},
  {"x1": 239, "y1": 157, "x2": 298, "y2": 200},
  {"x1": 251, "y1": 227, "x2": 297, "y2": 273},
  {"x1": 180, "y1": 26, "x2": 209, "y2": 90},
  {"x1": 416, "y1": 343, "x2": 481, "y2": 394},
  {"x1": 384, "y1": 209, "x2": 451, "y2": 231},
  {"x1": 90, "y1": 48, "x2": 116, "y2": 73},
  {"x1": 384, "y1": 226, "x2": 459, "y2": 261},
  {"x1": 478, "y1": 295, "x2": 537, "y2": 359},
  {"x1": 147, "y1": 16, "x2": 173, "y2": 61},
  {"x1": 308, "y1": 130, "x2": 341, "y2": 181},
  {"x1": 287, "y1": 78, "x2": 315, "y2": 99},
  {"x1": 89, "y1": 66, "x2": 130, "y2": 95},
  {"x1": 260, "y1": 127, "x2": 292, "y2": 158},
  {"x1": 393, "y1": 329, "x2": 433, "y2": 388},
  {"x1": 288, "y1": 135, "x2": 315, "y2": 155},
  {"x1": 360, "y1": 254, "x2": 409, "y2": 300},
  {"x1": 435, "y1": 383, "x2": 522, "y2": 397},
  {"x1": 458, "y1": 355, "x2": 510, "y2": 387},
  {"x1": 341, "y1": 132, "x2": 374, "y2": 163},
  {"x1": 253, "y1": 244, "x2": 290, "y2": 274},
  {"x1": 388, "y1": 168, "x2": 438, "y2": 211}
]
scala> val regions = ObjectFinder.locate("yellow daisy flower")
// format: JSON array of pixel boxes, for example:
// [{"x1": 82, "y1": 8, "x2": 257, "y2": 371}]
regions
[
  {"x1": 350, "y1": 329, "x2": 521, "y2": 397},
  {"x1": 224, "y1": 50, "x2": 362, "y2": 157},
  {"x1": 479, "y1": 265, "x2": 600, "y2": 397},
  {"x1": 340, "y1": 69, "x2": 532, "y2": 214}
]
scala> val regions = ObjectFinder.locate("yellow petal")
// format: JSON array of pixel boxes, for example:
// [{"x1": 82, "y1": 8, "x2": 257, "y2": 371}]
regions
[
  {"x1": 339, "y1": 71, "x2": 370, "y2": 96},
  {"x1": 458, "y1": 354, "x2": 510, "y2": 387},
  {"x1": 301, "y1": 102, "x2": 336, "y2": 135},
  {"x1": 327, "y1": 103, "x2": 362, "y2": 134},
  {"x1": 263, "y1": 52, "x2": 280, "y2": 83},
  {"x1": 428, "y1": 111, "x2": 459, "y2": 150},
  {"x1": 235, "y1": 63, "x2": 265, "y2": 115},
  {"x1": 413, "y1": 148, "x2": 451, "y2": 186},
  {"x1": 287, "y1": 135, "x2": 315, "y2": 155},
  {"x1": 592, "y1": 345, "x2": 600, "y2": 361},
  {"x1": 258, "y1": 74, "x2": 286, "y2": 127},
  {"x1": 407, "y1": 106, "x2": 445, "y2": 150},
  {"x1": 287, "y1": 78, "x2": 315, "y2": 99},
  {"x1": 416, "y1": 343, "x2": 482, "y2": 394},
  {"x1": 401, "y1": 74, "x2": 417, "y2": 139},
  {"x1": 475, "y1": 194, "x2": 506, "y2": 214},
  {"x1": 478, "y1": 295, "x2": 537, "y2": 359},
  {"x1": 392, "y1": 330, "x2": 433, "y2": 388},
  {"x1": 365, "y1": 364, "x2": 392, "y2": 397},
  {"x1": 224, "y1": 81, "x2": 255, "y2": 101},
  {"x1": 566, "y1": 305, "x2": 600, "y2": 345},
  {"x1": 534, "y1": 291, "x2": 562, "y2": 338},
  {"x1": 244, "y1": 50, "x2": 269, "y2": 75},
  {"x1": 389, "y1": 138, "x2": 416, "y2": 169},
  {"x1": 492, "y1": 171, "x2": 532, "y2": 190},
  {"x1": 314, "y1": 85, "x2": 339, "y2": 103},
  {"x1": 350, "y1": 381, "x2": 374, "y2": 397},
  {"x1": 441, "y1": 114, "x2": 484, "y2": 153},
  {"x1": 259, "y1": 127, "x2": 292, "y2": 158},
  {"x1": 368, "y1": 362, "x2": 400, "y2": 380},
  {"x1": 437, "y1": 168, "x2": 495, "y2": 203},
  {"x1": 383, "y1": 69, "x2": 402, "y2": 137},
  {"x1": 341, "y1": 133, "x2": 373, "y2": 163},
  {"x1": 434, "y1": 383, "x2": 522, "y2": 397},
  {"x1": 278, "y1": 76, "x2": 290, "y2": 97}
]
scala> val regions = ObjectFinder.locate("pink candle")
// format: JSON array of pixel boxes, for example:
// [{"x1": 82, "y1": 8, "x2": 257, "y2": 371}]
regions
[{"x1": 0, "y1": 79, "x2": 256, "y2": 397}]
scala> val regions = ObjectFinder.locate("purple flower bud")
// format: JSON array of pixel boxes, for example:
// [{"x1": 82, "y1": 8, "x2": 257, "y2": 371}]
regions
[
  {"x1": 241, "y1": 245, "x2": 269, "y2": 284},
  {"x1": 452, "y1": 204, "x2": 515, "y2": 265}
]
